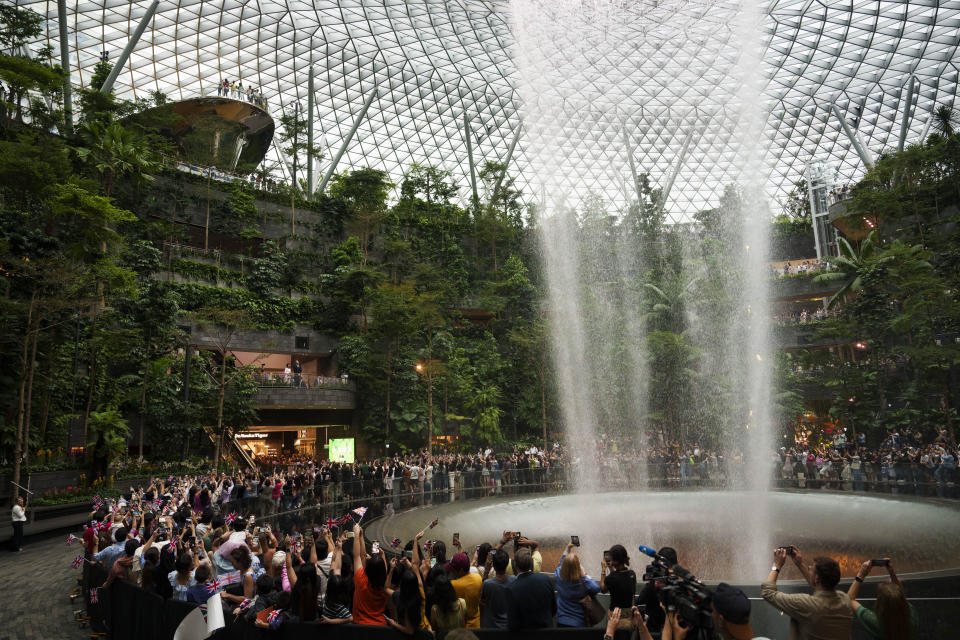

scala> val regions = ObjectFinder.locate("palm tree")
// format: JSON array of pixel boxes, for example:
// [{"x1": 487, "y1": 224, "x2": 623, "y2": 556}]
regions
[
  {"x1": 813, "y1": 230, "x2": 885, "y2": 308},
  {"x1": 86, "y1": 408, "x2": 130, "y2": 480},
  {"x1": 76, "y1": 121, "x2": 157, "y2": 197},
  {"x1": 932, "y1": 105, "x2": 957, "y2": 138},
  {"x1": 644, "y1": 274, "x2": 699, "y2": 331}
]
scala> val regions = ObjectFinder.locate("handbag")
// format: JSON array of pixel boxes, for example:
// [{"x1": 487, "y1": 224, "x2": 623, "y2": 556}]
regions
[{"x1": 578, "y1": 577, "x2": 606, "y2": 626}]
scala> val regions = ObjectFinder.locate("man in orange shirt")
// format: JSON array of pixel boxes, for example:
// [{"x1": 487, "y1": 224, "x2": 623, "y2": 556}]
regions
[
  {"x1": 448, "y1": 551, "x2": 483, "y2": 628},
  {"x1": 352, "y1": 523, "x2": 388, "y2": 625}
]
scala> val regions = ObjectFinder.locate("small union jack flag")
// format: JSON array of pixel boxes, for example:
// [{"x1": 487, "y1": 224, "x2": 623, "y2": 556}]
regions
[
  {"x1": 72, "y1": 554, "x2": 84, "y2": 569},
  {"x1": 237, "y1": 598, "x2": 253, "y2": 612},
  {"x1": 89, "y1": 588, "x2": 99, "y2": 604},
  {"x1": 423, "y1": 540, "x2": 434, "y2": 550},
  {"x1": 325, "y1": 517, "x2": 338, "y2": 529},
  {"x1": 267, "y1": 609, "x2": 281, "y2": 625},
  {"x1": 337, "y1": 514, "x2": 352, "y2": 525},
  {"x1": 222, "y1": 570, "x2": 242, "y2": 586},
  {"x1": 67, "y1": 534, "x2": 77, "y2": 546},
  {"x1": 152, "y1": 499, "x2": 162, "y2": 510},
  {"x1": 205, "y1": 576, "x2": 227, "y2": 593},
  {"x1": 168, "y1": 475, "x2": 175, "y2": 482},
  {"x1": 352, "y1": 506, "x2": 368, "y2": 517},
  {"x1": 96, "y1": 521, "x2": 112, "y2": 532},
  {"x1": 391, "y1": 537, "x2": 401, "y2": 547},
  {"x1": 428, "y1": 517, "x2": 439, "y2": 529},
  {"x1": 169, "y1": 534, "x2": 179, "y2": 547},
  {"x1": 225, "y1": 512, "x2": 237, "y2": 525}
]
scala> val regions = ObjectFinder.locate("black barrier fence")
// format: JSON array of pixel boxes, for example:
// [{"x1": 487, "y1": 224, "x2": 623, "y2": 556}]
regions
[{"x1": 211, "y1": 461, "x2": 957, "y2": 529}]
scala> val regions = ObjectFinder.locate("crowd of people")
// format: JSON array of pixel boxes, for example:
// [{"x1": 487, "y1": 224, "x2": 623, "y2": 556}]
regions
[
  {"x1": 829, "y1": 184, "x2": 854, "y2": 204},
  {"x1": 216, "y1": 79, "x2": 269, "y2": 109},
  {"x1": 771, "y1": 305, "x2": 839, "y2": 325},
  {"x1": 255, "y1": 361, "x2": 351, "y2": 389},
  {"x1": 75, "y1": 476, "x2": 920, "y2": 639},
  {"x1": 775, "y1": 427, "x2": 958, "y2": 498},
  {"x1": 769, "y1": 259, "x2": 832, "y2": 278}
]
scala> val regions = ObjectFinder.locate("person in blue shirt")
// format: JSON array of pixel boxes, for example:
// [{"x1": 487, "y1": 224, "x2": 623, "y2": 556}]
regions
[
  {"x1": 554, "y1": 544, "x2": 600, "y2": 627},
  {"x1": 93, "y1": 527, "x2": 129, "y2": 571}
]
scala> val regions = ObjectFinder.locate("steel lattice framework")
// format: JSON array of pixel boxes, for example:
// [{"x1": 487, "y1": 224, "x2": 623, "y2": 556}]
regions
[{"x1": 16, "y1": 0, "x2": 960, "y2": 219}]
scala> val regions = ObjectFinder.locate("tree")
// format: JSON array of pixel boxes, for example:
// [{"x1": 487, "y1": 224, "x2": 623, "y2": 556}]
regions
[
  {"x1": 86, "y1": 408, "x2": 130, "y2": 480},
  {"x1": 508, "y1": 319, "x2": 550, "y2": 449},
  {"x1": 330, "y1": 168, "x2": 393, "y2": 264},
  {"x1": 193, "y1": 308, "x2": 259, "y2": 466},
  {"x1": 76, "y1": 122, "x2": 158, "y2": 197},
  {"x1": 0, "y1": 5, "x2": 43, "y2": 50},
  {"x1": 813, "y1": 230, "x2": 886, "y2": 308}
]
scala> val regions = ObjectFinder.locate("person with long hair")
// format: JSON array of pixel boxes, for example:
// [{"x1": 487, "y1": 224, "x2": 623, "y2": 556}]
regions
[
  {"x1": 321, "y1": 539, "x2": 353, "y2": 623},
  {"x1": 289, "y1": 563, "x2": 319, "y2": 621},
  {"x1": 220, "y1": 545, "x2": 256, "y2": 603},
  {"x1": 599, "y1": 544, "x2": 635, "y2": 629},
  {"x1": 848, "y1": 559, "x2": 918, "y2": 639},
  {"x1": 555, "y1": 544, "x2": 600, "y2": 627},
  {"x1": 430, "y1": 574, "x2": 466, "y2": 631},
  {"x1": 386, "y1": 565, "x2": 425, "y2": 634}
]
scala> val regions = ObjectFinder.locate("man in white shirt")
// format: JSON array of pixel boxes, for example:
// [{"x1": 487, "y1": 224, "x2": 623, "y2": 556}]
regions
[{"x1": 11, "y1": 496, "x2": 26, "y2": 552}]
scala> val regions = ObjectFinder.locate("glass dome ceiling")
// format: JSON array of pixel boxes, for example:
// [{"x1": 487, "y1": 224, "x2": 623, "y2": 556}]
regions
[{"x1": 18, "y1": 0, "x2": 960, "y2": 219}]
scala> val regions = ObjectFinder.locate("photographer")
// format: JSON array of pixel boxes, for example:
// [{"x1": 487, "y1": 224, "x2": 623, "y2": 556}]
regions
[
  {"x1": 762, "y1": 546, "x2": 852, "y2": 640},
  {"x1": 637, "y1": 545, "x2": 678, "y2": 633},
  {"x1": 600, "y1": 545, "x2": 636, "y2": 629},
  {"x1": 661, "y1": 583, "x2": 771, "y2": 640},
  {"x1": 847, "y1": 558, "x2": 917, "y2": 639}
]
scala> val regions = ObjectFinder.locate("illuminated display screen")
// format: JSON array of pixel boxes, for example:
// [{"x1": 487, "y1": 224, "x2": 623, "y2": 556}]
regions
[{"x1": 328, "y1": 438, "x2": 355, "y2": 463}]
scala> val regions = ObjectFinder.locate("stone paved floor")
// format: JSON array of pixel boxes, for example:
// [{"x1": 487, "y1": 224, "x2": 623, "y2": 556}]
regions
[{"x1": 0, "y1": 534, "x2": 90, "y2": 640}]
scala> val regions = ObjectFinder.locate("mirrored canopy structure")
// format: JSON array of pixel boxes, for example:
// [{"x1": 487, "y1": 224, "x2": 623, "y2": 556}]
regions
[{"x1": 18, "y1": 0, "x2": 960, "y2": 221}]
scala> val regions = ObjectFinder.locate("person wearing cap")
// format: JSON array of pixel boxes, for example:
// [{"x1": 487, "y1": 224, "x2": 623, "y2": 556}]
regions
[
  {"x1": 710, "y1": 583, "x2": 772, "y2": 640},
  {"x1": 762, "y1": 546, "x2": 853, "y2": 640},
  {"x1": 448, "y1": 551, "x2": 482, "y2": 628}
]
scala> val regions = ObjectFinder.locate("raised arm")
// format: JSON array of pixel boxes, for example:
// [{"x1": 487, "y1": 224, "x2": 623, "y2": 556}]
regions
[
  {"x1": 848, "y1": 560, "x2": 872, "y2": 611},
  {"x1": 885, "y1": 558, "x2": 900, "y2": 588},
  {"x1": 352, "y1": 523, "x2": 365, "y2": 570},
  {"x1": 331, "y1": 540, "x2": 343, "y2": 576},
  {"x1": 790, "y1": 546, "x2": 815, "y2": 587}
]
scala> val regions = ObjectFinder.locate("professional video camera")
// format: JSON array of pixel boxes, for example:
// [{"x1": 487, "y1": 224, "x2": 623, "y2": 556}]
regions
[{"x1": 639, "y1": 545, "x2": 714, "y2": 633}]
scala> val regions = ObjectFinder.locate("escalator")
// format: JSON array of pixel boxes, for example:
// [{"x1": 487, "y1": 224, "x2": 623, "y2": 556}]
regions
[{"x1": 202, "y1": 425, "x2": 259, "y2": 470}]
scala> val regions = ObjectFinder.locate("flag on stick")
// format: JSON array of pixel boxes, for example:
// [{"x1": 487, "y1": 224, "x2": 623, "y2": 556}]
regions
[
  {"x1": 72, "y1": 554, "x2": 84, "y2": 569},
  {"x1": 89, "y1": 588, "x2": 99, "y2": 604}
]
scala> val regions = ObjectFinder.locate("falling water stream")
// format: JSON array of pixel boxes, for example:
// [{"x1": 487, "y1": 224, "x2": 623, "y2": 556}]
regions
[{"x1": 509, "y1": 0, "x2": 774, "y2": 575}]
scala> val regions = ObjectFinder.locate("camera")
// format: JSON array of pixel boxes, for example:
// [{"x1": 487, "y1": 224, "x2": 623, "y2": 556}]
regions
[{"x1": 639, "y1": 545, "x2": 713, "y2": 631}]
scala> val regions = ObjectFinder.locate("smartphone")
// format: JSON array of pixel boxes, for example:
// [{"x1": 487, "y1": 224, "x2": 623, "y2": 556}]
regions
[
  {"x1": 249, "y1": 515, "x2": 255, "y2": 524},
  {"x1": 372, "y1": 541, "x2": 380, "y2": 555},
  {"x1": 571, "y1": 535, "x2": 580, "y2": 547},
  {"x1": 453, "y1": 532, "x2": 460, "y2": 542},
  {"x1": 603, "y1": 551, "x2": 612, "y2": 565},
  {"x1": 871, "y1": 558, "x2": 889, "y2": 566},
  {"x1": 779, "y1": 545, "x2": 795, "y2": 556}
]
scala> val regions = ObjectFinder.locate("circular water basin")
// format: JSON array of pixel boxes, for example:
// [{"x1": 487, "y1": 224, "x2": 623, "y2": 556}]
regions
[{"x1": 367, "y1": 490, "x2": 960, "y2": 582}]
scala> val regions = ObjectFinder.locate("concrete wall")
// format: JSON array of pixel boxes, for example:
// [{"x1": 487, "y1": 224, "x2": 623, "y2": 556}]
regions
[
  {"x1": 253, "y1": 385, "x2": 356, "y2": 410},
  {"x1": 770, "y1": 274, "x2": 841, "y2": 301},
  {"x1": 181, "y1": 323, "x2": 338, "y2": 356}
]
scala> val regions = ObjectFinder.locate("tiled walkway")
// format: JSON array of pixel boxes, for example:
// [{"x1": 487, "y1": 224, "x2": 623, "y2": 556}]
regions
[{"x1": 0, "y1": 534, "x2": 89, "y2": 640}]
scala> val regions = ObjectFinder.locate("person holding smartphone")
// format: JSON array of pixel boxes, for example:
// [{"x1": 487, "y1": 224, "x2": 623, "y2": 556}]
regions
[{"x1": 847, "y1": 558, "x2": 918, "y2": 639}]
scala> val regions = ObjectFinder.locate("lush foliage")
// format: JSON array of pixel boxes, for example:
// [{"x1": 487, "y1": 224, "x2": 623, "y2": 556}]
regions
[{"x1": 797, "y1": 121, "x2": 960, "y2": 442}]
